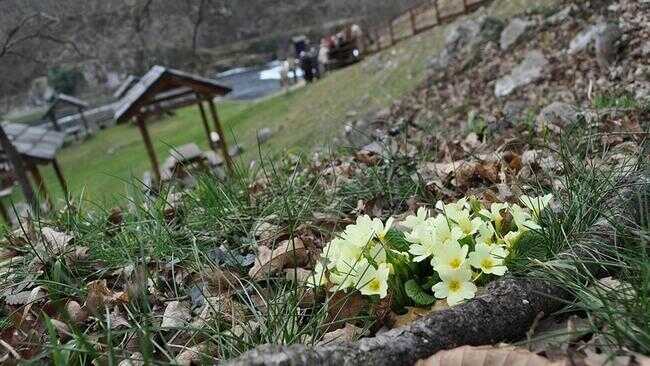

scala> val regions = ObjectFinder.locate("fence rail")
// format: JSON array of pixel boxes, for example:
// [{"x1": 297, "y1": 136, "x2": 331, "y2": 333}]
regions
[{"x1": 364, "y1": 0, "x2": 491, "y2": 53}]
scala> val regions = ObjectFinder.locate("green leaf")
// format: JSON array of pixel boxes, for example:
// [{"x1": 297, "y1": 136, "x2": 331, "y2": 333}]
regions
[
  {"x1": 383, "y1": 229, "x2": 410, "y2": 252},
  {"x1": 404, "y1": 279, "x2": 437, "y2": 306}
]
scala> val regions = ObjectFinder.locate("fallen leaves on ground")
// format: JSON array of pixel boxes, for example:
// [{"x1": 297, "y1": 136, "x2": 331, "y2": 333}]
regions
[
  {"x1": 248, "y1": 238, "x2": 308, "y2": 281},
  {"x1": 416, "y1": 345, "x2": 568, "y2": 366}
]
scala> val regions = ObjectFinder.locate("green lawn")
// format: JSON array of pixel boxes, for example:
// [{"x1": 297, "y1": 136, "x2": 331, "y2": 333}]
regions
[{"x1": 26, "y1": 0, "x2": 558, "y2": 205}]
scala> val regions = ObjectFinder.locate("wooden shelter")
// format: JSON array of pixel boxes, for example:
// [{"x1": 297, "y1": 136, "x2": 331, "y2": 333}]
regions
[
  {"x1": 0, "y1": 122, "x2": 67, "y2": 219},
  {"x1": 44, "y1": 93, "x2": 90, "y2": 133},
  {"x1": 114, "y1": 65, "x2": 234, "y2": 184},
  {"x1": 113, "y1": 75, "x2": 140, "y2": 100}
]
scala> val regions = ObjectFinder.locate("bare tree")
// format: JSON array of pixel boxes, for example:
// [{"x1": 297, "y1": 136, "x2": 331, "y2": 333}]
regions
[
  {"x1": 0, "y1": 9, "x2": 82, "y2": 64},
  {"x1": 191, "y1": 0, "x2": 208, "y2": 54},
  {"x1": 130, "y1": 0, "x2": 156, "y2": 74}
]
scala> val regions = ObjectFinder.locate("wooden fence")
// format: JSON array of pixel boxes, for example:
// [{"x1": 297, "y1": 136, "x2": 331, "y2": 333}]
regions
[{"x1": 364, "y1": 0, "x2": 491, "y2": 53}]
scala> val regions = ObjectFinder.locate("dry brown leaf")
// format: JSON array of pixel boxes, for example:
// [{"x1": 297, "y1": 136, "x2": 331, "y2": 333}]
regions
[
  {"x1": 392, "y1": 301, "x2": 449, "y2": 328},
  {"x1": 326, "y1": 291, "x2": 367, "y2": 332},
  {"x1": 40, "y1": 227, "x2": 73, "y2": 254},
  {"x1": 64, "y1": 300, "x2": 88, "y2": 324},
  {"x1": 253, "y1": 220, "x2": 284, "y2": 246},
  {"x1": 284, "y1": 268, "x2": 313, "y2": 284},
  {"x1": 160, "y1": 300, "x2": 191, "y2": 329},
  {"x1": 175, "y1": 343, "x2": 207, "y2": 366},
  {"x1": 248, "y1": 238, "x2": 307, "y2": 281},
  {"x1": 193, "y1": 295, "x2": 246, "y2": 327},
  {"x1": 584, "y1": 349, "x2": 631, "y2": 366},
  {"x1": 416, "y1": 345, "x2": 566, "y2": 366},
  {"x1": 318, "y1": 323, "x2": 366, "y2": 346},
  {"x1": 50, "y1": 319, "x2": 71, "y2": 340},
  {"x1": 206, "y1": 268, "x2": 243, "y2": 294},
  {"x1": 85, "y1": 280, "x2": 129, "y2": 314}
]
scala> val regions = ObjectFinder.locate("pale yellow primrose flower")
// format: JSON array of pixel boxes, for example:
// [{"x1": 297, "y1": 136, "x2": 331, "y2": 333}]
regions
[
  {"x1": 448, "y1": 208, "x2": 483, "y2": 236},
  {"x1": 469, "y1": 243, "x2": 509, "y2": 276},
  {"x1": 407, "y1": 225, "x2": 436, "y2": 262},
  {"x1": 509, "y1": 204, "x2": 541, "y2": 231},
  {"x1": 432, "y1": 214, "x2": 464, "y2": 249},
  {"x1": 431, "y1": 240, "x2": 469, "y2": 273},
  {"x1": 372, "y1": 217, "x2": 394, "y2": 241},
  {"x1": 432, "y1": 266, "x2": 477, "y2": 306},
  {"x1": 367, "y1": 242, "x2": 387, "y2": 264},
  {"x1": 357, "y1": 262, "x2": 390, "y2": 298},
  {"x1": 476, "y1": 222, "x2": 497, "y2": 246},
  {"x1": 520, "y1": 194, "x2": 553, "y2": 218},
  {"x1": 403, "y1": 207, "x2": 429, "y2": 230},
  {"x1": 500, "y1": 230, "x2": 523, "y2": 248},
  {"x1": 436, "y1": 198, "x2": 469, "y2": 218},
  {"x1": 479, "y1": 202, "x2": 509, "y2": 231},
  {"x1": 330, "y1": 257, "x2": 369, "y2": 291},
  {"x1": 307, "y1": 261, "x2": 329, "y2": 288},
  {"x1": 342, "y1": 215, "x2": 376, "y2": 247}
]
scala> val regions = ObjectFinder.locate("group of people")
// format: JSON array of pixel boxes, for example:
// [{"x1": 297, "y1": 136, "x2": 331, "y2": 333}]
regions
[{"x1": 279, "y1": 24, "x2": 364, "y2": 86}]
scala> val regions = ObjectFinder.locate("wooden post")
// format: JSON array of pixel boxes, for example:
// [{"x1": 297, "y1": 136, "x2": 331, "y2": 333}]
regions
[
  {"x1": 389, "y1": 21, "x2": 395, "y2": 45},
  {"x1": 207, "y1": 99, "x2": 234, "y2": 175},
  {"x1": 27, "y1": 162, "x2": 53, "y2": 209},
  {"x1": 78, "y1": 107, "x2": 91, "y2": 136},
  {"x1": 0, "y1": 126, "x2": 38, "y2": 212},
  {"x1": 52, "y1": 158, "x2": 68, "y2": 198},
  {"x1": 409, "y1": 8, "x2": 417, "y2": 35},
  {"x1": 135, "y1": 115, "x2": 161, "y2": 184},
  {"x1": 196, "y1": 97, "x2": 215, "y2": 152},
  {"x1": 462, "y1": 0, "x2": 469, "y2": 14},
  {"x1": 48, "y1": 113, "x2": 62, "y2": 132}
]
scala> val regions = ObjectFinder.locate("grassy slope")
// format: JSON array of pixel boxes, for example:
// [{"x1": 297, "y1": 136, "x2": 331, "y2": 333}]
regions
[{"x1": 32, "y1": 0, "x2": 559, "y2": 204}]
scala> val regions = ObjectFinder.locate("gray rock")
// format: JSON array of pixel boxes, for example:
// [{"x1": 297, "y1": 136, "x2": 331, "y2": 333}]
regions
[
  {"x1": 595, "y1": 23, "x2": 622, "y2": 69},
  {"x1": 429, "y1": 15, "x2": 503, "y2": 71},
  {"x1": 503, "y1": 100, "x2": 528, "y2": 124},
  {"x1": 535, "y1": 102, "x2": 580, "y2": 133},
  {"x1": 257, "y1": 128, "x2": 273, "y2": 144},
  {"x1": 500, "y1": 18, "x2": 533, "y2": 50},
  {"x1": 568, "y1": 23, "x2": 606, "y2": 55},
  {"x1": 546, "y1": 5, "x2": 573, "y2": 25},
  {"x1": 495, "y1": 50, "x2": 548, "y2": 97}
]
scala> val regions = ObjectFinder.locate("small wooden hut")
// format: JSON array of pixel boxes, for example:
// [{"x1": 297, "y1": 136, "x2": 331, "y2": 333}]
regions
[
  {"x1": 0, "y1": 122, "x2": 67, "y2": 219},
  {"x1": 114, "y1": 65, "x2": 233, "y2": 184},
  {"x1": 44, "y1": 93, "x2": 90, "y2": 133}
]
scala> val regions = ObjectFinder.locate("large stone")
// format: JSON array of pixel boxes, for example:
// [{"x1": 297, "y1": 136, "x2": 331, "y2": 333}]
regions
[
  {"x1": 500, "y1": 18, "x2": 533, "y2": 50},
  {"x1": 495, "y1": 50, "x2": 548, "y2": 97},
  {"x1": 429, "y1": 16, "x2": 502, "y2": 71},
  {"x1": 568, "y1": 23, "x2": 606, "y2": 55},
  {"x1": 535, "y1": 102, "x2": 580, "y2": 133},
  {"x1": 595, "y1": 23, "x2": 622, "y2": 69}
]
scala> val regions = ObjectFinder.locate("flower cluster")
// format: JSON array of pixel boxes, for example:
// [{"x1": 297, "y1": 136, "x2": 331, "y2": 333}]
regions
[
  {"x1": 309, "y1": 194, "x2": 553, "y2": 307},
  {"x1": 405, "y1": 194, "x2": 552, "y2": 305},
  {"x1": 309, "y1": 215, "x2": 395, "y2": 298}
]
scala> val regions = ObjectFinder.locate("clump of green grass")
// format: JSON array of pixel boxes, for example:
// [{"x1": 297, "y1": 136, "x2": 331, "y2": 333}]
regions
[
  {"x1": 519, "y1": 110, "x2": 650, "y2": 355},
  {"x1": 592, "y1": 92, "x2": 639, "y2": 110}
]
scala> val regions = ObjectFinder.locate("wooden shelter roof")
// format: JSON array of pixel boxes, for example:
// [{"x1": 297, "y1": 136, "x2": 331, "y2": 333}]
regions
[
  {"x1": 1, "y1": 122, "x2": 65, "y2": 162},
  {"x1": 113, "y1": 66, "x2": 232, "y2": 123},
  {"x1": 45, "y1": 94, "x2": 89, "y2": 116},
  {"x1": 113, "y1": 75, "x2": 140, "y2": 100}
]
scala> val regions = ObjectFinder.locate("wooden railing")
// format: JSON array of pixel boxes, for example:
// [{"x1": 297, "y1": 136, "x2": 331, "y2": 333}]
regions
[{"x1": 364, "y1": 0, "x2": 491, "y2": 53}]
